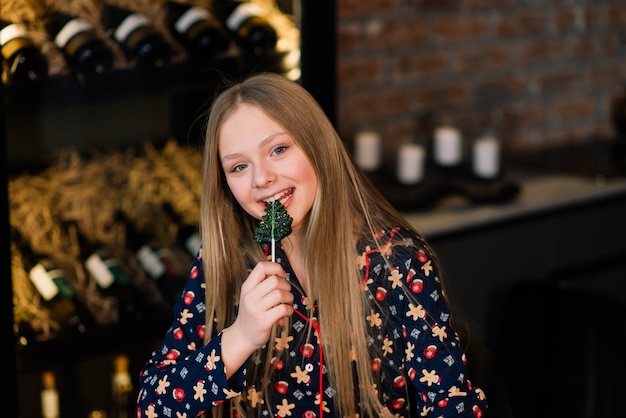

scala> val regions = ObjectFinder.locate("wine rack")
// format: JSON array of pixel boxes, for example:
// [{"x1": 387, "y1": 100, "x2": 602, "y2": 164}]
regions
[{"x1": 0, "y1": 1, "x2": 336, "y2": 416}]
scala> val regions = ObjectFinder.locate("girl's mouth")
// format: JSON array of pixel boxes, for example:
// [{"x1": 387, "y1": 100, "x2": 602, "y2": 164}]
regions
[{"x1": 262, "y1": 188, "x2": 293, "y2": 207}]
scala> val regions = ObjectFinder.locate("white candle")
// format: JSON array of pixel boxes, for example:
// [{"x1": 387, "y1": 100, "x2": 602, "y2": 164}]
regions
[
  {"x1": 354, "y1": 130, "x2": 381, "y2": 171},
  {"x1": 472, "y1": 135, "x2": 500, "y2": 178},
  {"x1": 434, "y1": 126, "x2": 462, "y2": 166},
  {"x1": 397, "y1": 143, "x2": 425, "y2": 185}
]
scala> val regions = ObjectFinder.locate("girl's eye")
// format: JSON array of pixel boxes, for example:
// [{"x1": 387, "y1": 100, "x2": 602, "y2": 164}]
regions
[
  {"x1": 272, "y1": 145, "x2": 288, "y2": 156},
  {"x1": 231, "y1": 163, "x2": 247, "y2": 173}
]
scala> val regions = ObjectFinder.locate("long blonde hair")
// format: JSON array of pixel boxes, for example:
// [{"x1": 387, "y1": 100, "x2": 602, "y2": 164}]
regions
[{"x1": 200, "y1": 73, "x2": 448, "y2": 417}]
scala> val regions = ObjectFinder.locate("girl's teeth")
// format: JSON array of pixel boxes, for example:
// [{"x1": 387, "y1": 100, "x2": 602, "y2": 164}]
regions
[{"x1": 265, "y1": 189, "x2": 290, "y2": 203}]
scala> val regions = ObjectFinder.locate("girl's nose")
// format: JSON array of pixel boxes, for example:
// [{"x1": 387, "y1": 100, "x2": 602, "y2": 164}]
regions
[{"x1": 252, "y1": 163, "x2": 276, "y2": 188}]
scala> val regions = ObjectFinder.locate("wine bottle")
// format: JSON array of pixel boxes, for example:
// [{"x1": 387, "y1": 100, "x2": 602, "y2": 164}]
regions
[
  {"x1": 41, "y1": 371, "x2": 60, "y2": 418},
  {"x1": 111, "y1": 354, "x2": 133, "y2": 418},
  {"x1": 100, "y1": 4, "x2": 173, "y2": 70},
  {"x1": 165, "y1": 1, "x2": 231, "y2": 60},
  {"x1": 11, "y1": 228, "x2": 93, "y2": 335},
  {"x1": 161, "y1": 202, "x2": 201, "y2": 257},
  {"x1": 114, "y1": 210, "x2": 187, "y2": 308},
  {"x1": 44, "y1": 11, "x2": 114, "y2": 77},
  {"x1": 212, "y1": 0, "x2": 277, "y2": 56},
  {"x1": 0, "y1": 19, "x2": 49, "y2": 84},
  {"x1": 66, "y1": 221, "x2": 144, "y2": 322}
]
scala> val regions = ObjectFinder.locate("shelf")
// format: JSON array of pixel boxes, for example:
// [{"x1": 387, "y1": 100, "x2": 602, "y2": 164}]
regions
[
  {"x1": 2, "y1": 52, "x2": 289, "y2": 112},
  {"x1": 16, "y1": 313, "x2": 172, "y2": 373}
]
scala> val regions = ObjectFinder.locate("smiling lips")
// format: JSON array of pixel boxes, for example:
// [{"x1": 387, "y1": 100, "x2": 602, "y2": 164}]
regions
[{"x1": 262, "y1": 188, "x2": 293, "y2": 207}]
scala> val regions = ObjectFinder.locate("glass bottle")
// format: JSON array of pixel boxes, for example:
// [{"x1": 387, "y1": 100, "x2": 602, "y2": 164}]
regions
[
  {"x1": 165, "y1": 1, "x2": 231, "y2": 60},
  {"x1": 66, "y1": 221, "x2": 144, "y2": 322},
  {"x1": 161, "y1": 202, "x2": 201, "y2": 258},
  {"x1": 114, "y1": 210, "x2": 187, "y2": 308},
  {"x1": 212, "y1": 0, "x2": 278, "y2": 57},
  {"x1": 111, "y1": 354, "x2": 133, "y2": 418},
  {"x1": 11, "y1": 227, "x2": 93, "y2": 335},
  {"x1": 0, "y1": 19, "x2": 49, "y2": 84},
  {"x1": 44, "y1": 11, "x2": 114, "y2": 77},
  {"x1": 100, "y1": 4, "x2": 173, "y2": 71}
]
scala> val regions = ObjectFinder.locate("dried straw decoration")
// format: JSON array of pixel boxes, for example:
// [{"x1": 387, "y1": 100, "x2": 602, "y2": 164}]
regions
[{"x1": 9, "y1": 139, "x2": 204, "y2": 338}]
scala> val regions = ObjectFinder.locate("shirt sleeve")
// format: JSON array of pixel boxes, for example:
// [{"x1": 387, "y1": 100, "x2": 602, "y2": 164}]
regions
[
  {"x1": 136, "y1": 253, "x2": 247, "y2": 417},
  {"x1": 365, "y1": 234, "x2": 488, "y2": 417}
]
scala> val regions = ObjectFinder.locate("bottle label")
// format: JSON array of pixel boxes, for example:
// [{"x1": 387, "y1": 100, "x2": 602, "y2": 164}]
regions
[
  {"x1": 184, "y1": 233, "x2": 202, "y2": 257},
  {"x1": 137, "y1": 244, "x2": 166, "y2": 279},
  {"x1": 114, "y1": 13, "x2": 150, "y2": 43},
  {"x1": 54, "y1": 18, "x2": 93, "y2": 48},
  {"x1": 175, "y1": 6, "x2": 211, "y2": 34},
  {"x1": 226, "y1": 3, "x2": 263, "y2": 31},
  {"x1": 29, "y1": 264, "x2": 61, "y2": 301},
  {"x1": 0, "y1": 23, "x2": 29, "y2": 45},
  {"x1": 86, "y1": 252, "x2": 115, "y2": 289}
]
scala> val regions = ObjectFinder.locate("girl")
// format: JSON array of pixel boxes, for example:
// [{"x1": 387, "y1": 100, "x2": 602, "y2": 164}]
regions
[{"x1": 137, "y1": 73, "x2": 488, "y2": 417}]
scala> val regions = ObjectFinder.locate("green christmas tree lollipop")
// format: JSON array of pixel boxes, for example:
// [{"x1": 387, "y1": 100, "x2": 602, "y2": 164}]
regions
[{"x1": 254, "y1": 200, "x2": 293, "y2": 261}]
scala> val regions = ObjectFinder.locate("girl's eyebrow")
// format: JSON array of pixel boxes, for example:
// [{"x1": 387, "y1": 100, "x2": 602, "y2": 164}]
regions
[{"x1": 220, "y1": 132, "x2": 287, "y2": 162}]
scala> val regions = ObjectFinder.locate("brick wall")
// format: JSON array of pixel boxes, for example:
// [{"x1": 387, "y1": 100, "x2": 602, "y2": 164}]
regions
[{"x1": 335, "y1": 0, "x2": 626, "y2": 158}]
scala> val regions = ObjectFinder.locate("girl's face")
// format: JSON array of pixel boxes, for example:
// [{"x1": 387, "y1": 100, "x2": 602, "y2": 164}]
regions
[{"x1": 218, "y1": 103, "x2": 318, "y2": 236}]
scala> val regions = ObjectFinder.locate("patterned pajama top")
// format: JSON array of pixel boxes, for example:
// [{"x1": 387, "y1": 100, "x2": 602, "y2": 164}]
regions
[{"x1": 137, "y1": 227, "x2": 488, "y2": 417}]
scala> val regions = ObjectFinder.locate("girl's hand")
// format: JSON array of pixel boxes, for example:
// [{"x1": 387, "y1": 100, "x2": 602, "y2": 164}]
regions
[{"x1": 221, "y1": 261, "x2": 294, "y2": 376}]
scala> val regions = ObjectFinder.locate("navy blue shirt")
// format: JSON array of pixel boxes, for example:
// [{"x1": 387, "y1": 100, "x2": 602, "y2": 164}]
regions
[{"x1": 137, "y1": 227, "x2": 488, "y2": 417}]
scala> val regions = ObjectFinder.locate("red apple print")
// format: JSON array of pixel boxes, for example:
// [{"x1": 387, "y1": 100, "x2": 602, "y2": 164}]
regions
[
  {"x1": 473, "y1": 405, "x2": 483, "y2": 417},
  {"x1": 393, "y1": 375, "x2": 406, "y2": 388},
  {"x1": 173, "y1": 388, "x2": 185, "y2": 402},
  {"x1": 271, "y1": 357, "x2": 285, "y2": 370},
  {"x1": 424, "y1": 345, "x2": 437, "y2": 359},
  {"x1": 438, "y1": 399, "x2": 448, "y2": 407},
  {"x1": 408, "y1": 367, "x2": 416, "y2": 380},
  {"x1": 300, "y1": 343, "x2": 314, "y2": 358},
  {"x1": 190, "y1": 265, "x2": 199, "y2": 279},
  {"x1": 196, "y1": 324, "x2": 206, "y2": 339},
  {"x1": 166, "y1": 349, "x2": 180, "y2": 360},
  {"x1": 417, "y1": 250, "x2": 428, "y2": 262},
  {"x1": 375, "y1": 287, "x2": 387, "y2": 301},
  {"x1": 303, "y1": 410, "x2": 317, "y2": 418},
  {"x1": 173, "y1": 327, "x2": 183, "y2": 340},
  {"x1": 410, "y1": 279, "x2": 423, "y2": 293},
  {"x1": 274, "y1": 380, "x2": 289, "y2": 395},
  {"x1": 391, "y1": 398, "x2": 405, "y2": 410},
  {"x1": 371, "y1": 358, "x2": 382, "y2": 372},
  {"x1": 183, "y1": 290, "x2": 195, "y2": 305}
]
